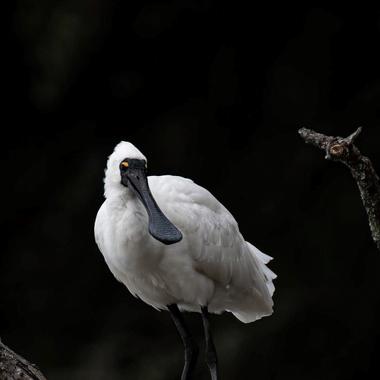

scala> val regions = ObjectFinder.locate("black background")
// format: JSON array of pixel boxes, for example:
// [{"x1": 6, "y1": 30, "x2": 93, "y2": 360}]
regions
[{"x1": 3, "y1": 2, "x2": 380, "y2": 379}]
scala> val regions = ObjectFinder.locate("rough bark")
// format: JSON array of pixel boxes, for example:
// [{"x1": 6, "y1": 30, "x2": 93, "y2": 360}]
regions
[
  {"x1": 299, "y1": 127, "x2": 380, "y2": 252},
  {"x1": 0, "y1": 339, "x2": 47, "y2": 380}
]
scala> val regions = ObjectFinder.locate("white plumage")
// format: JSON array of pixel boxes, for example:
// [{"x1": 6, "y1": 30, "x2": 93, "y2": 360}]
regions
[{"x1": 94, "y1": 141, "x2": 276, "y2": 323}]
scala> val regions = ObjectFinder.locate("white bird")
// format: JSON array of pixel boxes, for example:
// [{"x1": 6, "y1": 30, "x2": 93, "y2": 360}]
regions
[{"x1": 94, "y1": 142, "x2": 276, "y2": 380}]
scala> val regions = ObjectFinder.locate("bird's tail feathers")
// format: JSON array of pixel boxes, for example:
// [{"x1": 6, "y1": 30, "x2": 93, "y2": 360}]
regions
[{"x1": 247, "y1": 242, "x2": 277, "y2": 297}]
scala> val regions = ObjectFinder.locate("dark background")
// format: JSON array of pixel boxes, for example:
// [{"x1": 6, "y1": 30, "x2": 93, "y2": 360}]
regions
[{"x1": 2, "y1": 2, "x2": 380, "y2": 379}]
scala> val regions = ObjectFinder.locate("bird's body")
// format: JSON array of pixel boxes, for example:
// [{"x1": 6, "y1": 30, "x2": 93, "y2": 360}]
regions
[
  {"x1": 95, "y1": 143, "x2": 275, "y2": 323},
  {"x1": 95, "y1": 141, "x2": 276, "y2": 379}
]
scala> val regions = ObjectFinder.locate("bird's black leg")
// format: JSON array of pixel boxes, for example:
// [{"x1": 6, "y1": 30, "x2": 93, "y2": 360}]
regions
[
  {"x1": 168, "y1": 304, "x2": 199, "y2": 380},
  {"x1": 201, "y1": 306, "x2": 219, "y2": 380}
]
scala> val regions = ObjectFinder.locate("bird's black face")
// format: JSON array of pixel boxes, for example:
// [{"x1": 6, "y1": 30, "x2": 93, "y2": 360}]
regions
[
  {"x1": 120, "y1": 158, "x2": 147, "y2": 188},
  {"x1": 120, "y1": 158, "x2": 182, "y2": 245}
]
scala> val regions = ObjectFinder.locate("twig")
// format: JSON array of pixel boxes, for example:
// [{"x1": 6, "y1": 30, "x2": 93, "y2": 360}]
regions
[
  {"x1": 298, "y1": 127, "x2": 380, "y2": 252},
  {"x1": 0, "y1": 338, "x2": 47, "y2": 380}
]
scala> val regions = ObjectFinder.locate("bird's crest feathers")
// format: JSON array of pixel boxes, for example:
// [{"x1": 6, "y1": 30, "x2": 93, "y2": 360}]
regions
[{"x1": 104, "y1": 141, "x2": 147, "y2": 198}]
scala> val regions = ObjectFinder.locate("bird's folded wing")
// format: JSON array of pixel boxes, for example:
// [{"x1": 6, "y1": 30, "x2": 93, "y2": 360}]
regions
[{"x1": 151, "y1": 176, "x2": 274, "y2": 299}]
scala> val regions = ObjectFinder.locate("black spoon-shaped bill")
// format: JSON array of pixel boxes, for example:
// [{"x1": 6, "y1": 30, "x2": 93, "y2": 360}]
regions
[{"x1": 122, "y1": 164, "x2": 183, "y2": 245}]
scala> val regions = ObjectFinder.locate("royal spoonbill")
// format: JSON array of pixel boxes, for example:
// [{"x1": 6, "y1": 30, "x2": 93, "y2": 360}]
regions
[{"x1": 94, "y1": 142, "x2": 276, "y2": 380}]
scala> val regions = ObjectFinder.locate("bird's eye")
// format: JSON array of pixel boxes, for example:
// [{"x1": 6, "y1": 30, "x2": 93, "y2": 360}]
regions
[{"x1": 120, "y1": 162, "x2": 129, "y2": 170}]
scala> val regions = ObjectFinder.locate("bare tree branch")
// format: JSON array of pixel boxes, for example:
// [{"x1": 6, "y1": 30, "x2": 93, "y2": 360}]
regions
[
  {"x1": 0, "y1": 338, "x2": 47, "y2": 380},
  {"x1": 299, "y1": 127, "x2": 380, "y2": 251}
]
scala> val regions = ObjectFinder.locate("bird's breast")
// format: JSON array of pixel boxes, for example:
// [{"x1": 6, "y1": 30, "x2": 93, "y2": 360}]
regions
[{"x1": 105, "y1": 199, "x2": 165, "y2": 274}]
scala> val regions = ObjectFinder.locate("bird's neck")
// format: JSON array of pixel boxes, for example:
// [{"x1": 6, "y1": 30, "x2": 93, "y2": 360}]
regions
[{"x1": 106, "y1": 185, "x2": 139, "y2": 209}]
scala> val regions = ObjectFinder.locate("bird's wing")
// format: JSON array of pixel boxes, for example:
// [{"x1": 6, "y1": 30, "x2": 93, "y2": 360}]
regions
[{"x1": 149, "y1": 176, "x2": 274, "y2": 299}]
